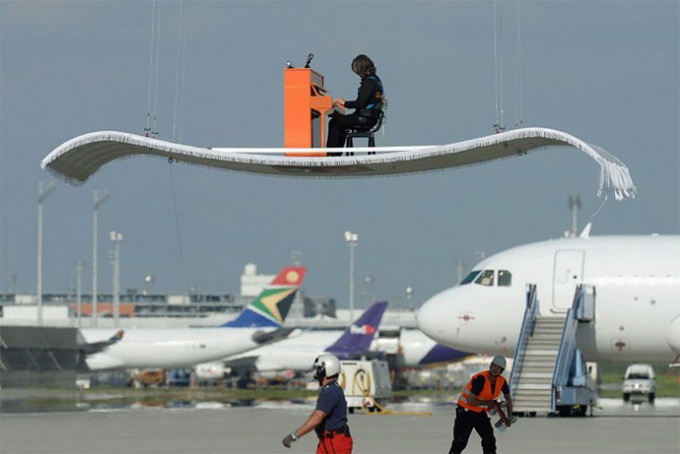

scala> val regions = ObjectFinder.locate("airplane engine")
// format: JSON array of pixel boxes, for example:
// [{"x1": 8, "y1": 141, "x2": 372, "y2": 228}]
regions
[{"x1": 667, "y1": 315, "x2": 680, "y2": 354}]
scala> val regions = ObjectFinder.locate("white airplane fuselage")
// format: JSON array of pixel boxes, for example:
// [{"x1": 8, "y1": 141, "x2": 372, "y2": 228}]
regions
[
  {"x1": 226, "y1": 330, "x2": 342, "y2": 372},
  {"x1": 227, "y1": 328, "x2": 468, "y2": 372},
  {"x1": 371, "y1": 329, "x2": 470, "y2": 369},
  {"x1": 81, "y1": 327, "x2": 273, "y2": 370},
  {"x1": 392, "y1": 329, "x2": 440, "y2": 368},
  {"x1": 417, "y1": 235, "x2": 680, "y2": 362}
]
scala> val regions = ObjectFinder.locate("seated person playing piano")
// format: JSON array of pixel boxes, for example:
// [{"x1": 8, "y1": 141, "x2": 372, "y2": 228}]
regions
[{"x1": 326, "y1": 54, "x2": 384, "y2": 155}]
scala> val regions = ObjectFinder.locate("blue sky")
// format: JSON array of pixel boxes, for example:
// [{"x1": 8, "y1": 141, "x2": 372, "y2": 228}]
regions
[{"x1": 1, "y1": 1, "x2": 678, "y2": 309}]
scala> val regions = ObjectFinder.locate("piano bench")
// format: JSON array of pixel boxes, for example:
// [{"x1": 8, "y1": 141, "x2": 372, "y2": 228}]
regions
[{"x1": 345, "y1": 111, "x2": 384, "y2": 155}]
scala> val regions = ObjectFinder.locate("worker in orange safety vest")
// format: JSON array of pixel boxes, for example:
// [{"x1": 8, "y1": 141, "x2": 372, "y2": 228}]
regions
[{"x1": 448, "y1": 355, "x2": 513, "y2": 453}]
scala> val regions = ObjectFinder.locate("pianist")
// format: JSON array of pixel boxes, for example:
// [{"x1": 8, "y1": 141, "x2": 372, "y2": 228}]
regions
[{"x1": 326, "y1": 54, "x2": 384, "y2": 154}]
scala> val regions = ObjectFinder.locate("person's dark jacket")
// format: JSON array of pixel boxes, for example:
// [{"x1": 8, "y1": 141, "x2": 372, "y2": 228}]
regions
[{"x1": 345, "y1": 74, "x2": 383, "y2": 116}]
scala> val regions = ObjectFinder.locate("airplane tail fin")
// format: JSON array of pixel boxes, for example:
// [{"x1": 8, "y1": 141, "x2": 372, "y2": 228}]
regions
[
  {"x1": 325, "y1": 301, "x2": 388, "y2": 358},
  {"x1": 222, "y1": 266, "x2": 307, "y2": 328}
]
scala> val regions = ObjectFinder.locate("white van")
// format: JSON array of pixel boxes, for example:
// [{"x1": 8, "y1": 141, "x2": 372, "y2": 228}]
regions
[{"x1": 622, "y1": 364, "x2": 656, "y2": 403}]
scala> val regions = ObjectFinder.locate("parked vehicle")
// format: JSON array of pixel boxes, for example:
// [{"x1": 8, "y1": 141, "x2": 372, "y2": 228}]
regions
[
  {"x1": 339, "y1": 359, "x2": 392, "y2": 413},
  {"x1": 622, "y1": 364, "x2": 656, "y2": 403}
]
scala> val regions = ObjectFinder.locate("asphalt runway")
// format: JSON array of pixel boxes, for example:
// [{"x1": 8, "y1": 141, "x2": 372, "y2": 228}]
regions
[{"x1": 1, "y1": 399, "x2": 679, "y2": 454}]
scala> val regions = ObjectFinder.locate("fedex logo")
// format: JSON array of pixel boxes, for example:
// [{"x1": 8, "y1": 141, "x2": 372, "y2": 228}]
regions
[{"x1": 350, "y1": 324, "x2": 376, "y2": 335}]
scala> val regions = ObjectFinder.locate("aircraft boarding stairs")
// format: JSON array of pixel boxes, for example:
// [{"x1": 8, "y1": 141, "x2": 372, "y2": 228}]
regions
[{"x1": 509, "y1": 284, "x2": 596, "y2": 416}]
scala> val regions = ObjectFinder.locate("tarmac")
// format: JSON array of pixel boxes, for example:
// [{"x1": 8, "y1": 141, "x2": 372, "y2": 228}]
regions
[{"x1": 1, "y1": 399, "x2": 679, "y2": 454}]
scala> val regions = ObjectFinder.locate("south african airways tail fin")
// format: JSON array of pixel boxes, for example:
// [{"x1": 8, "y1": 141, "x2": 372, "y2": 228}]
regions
[
  {"x1": 325, "y1": 301, "x2": 388, "y2": 359},
  {"x1": 222, "y1": 266, "x2": 307, "y2": 328}
]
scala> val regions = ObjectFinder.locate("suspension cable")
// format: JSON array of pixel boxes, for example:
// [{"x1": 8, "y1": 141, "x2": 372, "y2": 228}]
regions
[
  {"x1": 499, "y1": 1, "x2": 505, "y2": 132},
  {"x1": 492, "y1": 0, "x2": 505, "y2": 133},
  {"x1": 145, "y1": 2, "x2": 191, "y2": 284},
  {"x1": 172, "y1": 0, "x2": 187, "y2": 142},
  {"x1": 515, "y1": 0, "x2": 524, "y2": 128},
  {"x1": 167, "y1": 162, "x2": 185, "y2": 262},
  {"x1": 166, "y1": 2, "x2": 192, "y2": 288},
  {"x1": 493, "y1": 0, "x2": 500, "y2": 131},
  {"x1": 151, "y1": 3, "x2": 163, "y2": 137},
  {"x1": 145, "y1": 1, "x2": 158, "y2": 136}
]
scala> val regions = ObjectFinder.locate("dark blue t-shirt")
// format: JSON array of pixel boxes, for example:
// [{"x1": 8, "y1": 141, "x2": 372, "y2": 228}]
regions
[{"x1": 315, "y1": 381, "x2": 348, "y2": 431}]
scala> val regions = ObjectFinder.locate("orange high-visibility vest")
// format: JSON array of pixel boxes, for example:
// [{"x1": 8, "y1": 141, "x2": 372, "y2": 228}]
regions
[{"x1": 457, "y1": 370, "x2": 507, "y2": 413}]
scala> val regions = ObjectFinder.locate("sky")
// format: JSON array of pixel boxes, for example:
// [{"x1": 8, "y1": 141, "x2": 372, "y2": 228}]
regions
[{"x1": 1, "y1": 1, "x2": 678, "y2": 310}]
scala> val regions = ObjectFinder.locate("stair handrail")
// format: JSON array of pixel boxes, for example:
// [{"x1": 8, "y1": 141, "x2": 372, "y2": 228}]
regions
[
  {"x1": 574, "y1": 284, "x2": 596, "y2": 322},
  {"x1": 510, "y1": 283, "x2": 539, "y2": 395},
  {"x1": 551, "y1": 284, "x2": 593, "y2": 409}
]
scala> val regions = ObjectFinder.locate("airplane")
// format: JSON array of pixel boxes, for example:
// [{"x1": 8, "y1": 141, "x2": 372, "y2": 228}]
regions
[
  {"x1": 222, "y1": 301, "x2": 388, "y2": 373},
  {"x1": 370, "y1": 328, "x2": 471, "y2": 369},
  {"x1": 417, "y1": 228, "x2": 680, "y2": 363},
  {"x1": 80, "y1": 266, "x2": 306, "y2": 370}
]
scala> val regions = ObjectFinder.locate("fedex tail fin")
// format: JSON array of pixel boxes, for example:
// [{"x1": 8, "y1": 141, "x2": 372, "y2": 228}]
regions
[
  {"x1": 222, "y1": 266, "x2": 307, "y2": 328},
  {"x1": 326, "y1": 301, "x2": 388, "y2": 359}
]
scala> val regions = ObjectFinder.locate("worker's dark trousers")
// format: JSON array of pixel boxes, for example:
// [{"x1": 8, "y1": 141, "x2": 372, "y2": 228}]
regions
[
  {"x1": 448, "y1": 406, "x2": 497, "y2": 454},
  {"x1": 326, "y1": 113, "x2": 376, "y2": 151}
]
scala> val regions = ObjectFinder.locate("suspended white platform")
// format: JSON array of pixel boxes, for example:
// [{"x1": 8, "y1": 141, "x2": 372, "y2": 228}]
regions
[{"x1": 42, "y1": 127, "x2": 636, "y2": 200}]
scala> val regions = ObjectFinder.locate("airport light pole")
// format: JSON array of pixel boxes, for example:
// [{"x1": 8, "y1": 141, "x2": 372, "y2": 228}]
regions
[
  {"x1": 110, "y1": 231, "x2": 123, "y2": 327},
  {"x1": 7, "y1": 272, "x2": 17, "y2": 295},
  {"x1": 363, "y1": 274, "x2": 374, "y2": 306},
  {"x1": 37, "y1": 181, "x2": 57, "y2": 325},
  {"x1": 405, "y1": 285, "x2": 414, "y2": 311},
  {"x1": 76, "y1": 259, "x2": 85, "y2": 327},
  {"x1": 344, "y1": 231, "x2": 358, "y2": 323},
  {"x1": 143, "y1": 274, "x2": 154, "y2": 296},
  {"x1": 92, "y1": 189, "x2": 111, "y2": 327},
  {"x1": 569, "y1": 194, "x2": 581, "y2": 237}
]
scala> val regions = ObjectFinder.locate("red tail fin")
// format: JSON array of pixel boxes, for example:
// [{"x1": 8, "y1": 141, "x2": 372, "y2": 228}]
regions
[{"x1": 270, "y1": 266, "x2": 307, "y2": 286}]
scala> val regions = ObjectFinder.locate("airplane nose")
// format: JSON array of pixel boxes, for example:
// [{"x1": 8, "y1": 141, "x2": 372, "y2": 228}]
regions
[{"x1": 417, "y1": 290, "x2": 454, "y2": 345}]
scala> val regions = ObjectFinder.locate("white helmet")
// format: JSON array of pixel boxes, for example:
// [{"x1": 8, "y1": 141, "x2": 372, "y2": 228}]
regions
[
  {"x1": 491, "y1": 355, "x2": 507, "y2": 369},
  {"x1": 313, "y1": 354, "x2": 341, "y2": 382}
]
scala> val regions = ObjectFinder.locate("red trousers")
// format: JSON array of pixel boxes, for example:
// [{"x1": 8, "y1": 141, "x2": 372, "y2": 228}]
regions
[{"x1": 316, "y1": 433, "x2": 353, "y2": 454}]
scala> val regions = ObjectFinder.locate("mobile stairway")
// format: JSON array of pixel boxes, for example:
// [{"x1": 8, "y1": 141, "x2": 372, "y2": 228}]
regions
[{"x1": 509, "y1": 284, "x2": 597, "y2": 416}]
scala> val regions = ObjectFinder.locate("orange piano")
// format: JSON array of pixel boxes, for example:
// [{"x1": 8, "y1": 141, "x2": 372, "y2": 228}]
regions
[{"x1": 284, "y1": 67, "x2": 343, "y2": 155}]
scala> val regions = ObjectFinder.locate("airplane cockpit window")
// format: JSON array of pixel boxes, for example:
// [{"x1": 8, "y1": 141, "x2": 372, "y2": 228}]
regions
[
  {"x1": 460, "y1": 270, "x2": 481, "y2": 285},
  {"x1": 475, "y1": 270, "x2": 495, "y2": 286},
  {"x1": 498, "y1": 270, "x2": 512, "y2": 287}
]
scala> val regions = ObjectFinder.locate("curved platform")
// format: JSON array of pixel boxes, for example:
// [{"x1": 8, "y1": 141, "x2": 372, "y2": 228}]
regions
[{"x1": 42, "y1": 127, "x2": 636, "y2": 199}]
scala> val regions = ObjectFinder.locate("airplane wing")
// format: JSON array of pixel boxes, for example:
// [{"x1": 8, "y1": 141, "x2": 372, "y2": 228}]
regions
[
  {"x1": 77, "y1": 329, "x2": 124, "y2": 354},
  {"x1": 223, "y1": 355, "x2": 259, "y2": 370},
  {"x1": 251, "y1": 327, "x2": 296, "y2": 345},
  {"x1": 42, "y1": 127, "x2": 636, "y2": 200}
]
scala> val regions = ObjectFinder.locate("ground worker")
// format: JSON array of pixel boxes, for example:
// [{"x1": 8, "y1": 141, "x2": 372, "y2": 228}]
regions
[
  {"x1": 448, "y1": 355, "x2": 513, "y2": 453},
  {"x1": 282, "y1": 354, "x2": 353, "y2": 453}
]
